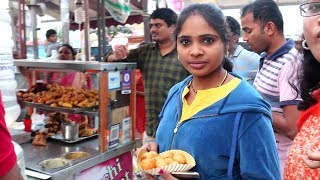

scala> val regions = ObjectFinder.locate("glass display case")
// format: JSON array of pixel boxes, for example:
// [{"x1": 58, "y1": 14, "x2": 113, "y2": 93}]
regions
[{"x1": 14, "y1": 59, "x2": 141, "y2": 179}]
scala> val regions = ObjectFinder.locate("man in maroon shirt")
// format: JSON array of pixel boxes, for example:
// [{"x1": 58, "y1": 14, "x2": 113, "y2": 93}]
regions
[{"x1": 0, "y1": 92, "x2": 23, "y2": 180}]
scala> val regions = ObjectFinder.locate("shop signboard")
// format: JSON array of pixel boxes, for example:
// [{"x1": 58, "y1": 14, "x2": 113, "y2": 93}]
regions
[
  {"x1": 121, "y1": 71, "x2": 131, "y2": 94},
  {"x1": 108, "y1": 71, "x2": 121, "y2": 90},
  {"x1": 75, "y1": 151, "x2": 132, "y2": 180}
]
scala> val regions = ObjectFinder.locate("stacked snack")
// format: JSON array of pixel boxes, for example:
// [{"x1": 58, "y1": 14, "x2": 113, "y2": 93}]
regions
[
  {"x1": 17, "y1": 83, "x2": 99, "y2": 108},
  {"x1": 43, "y1": 112, "x2": 97, "y2": 138},
  {"x1": 138, "y1": 149, "x2": 196, "y2": 175},
  {"x1": 45, "y1": 112, "x2": 68, "y2": 136},
  {"x1": 78, "y1": 120, "x2": 97, "y2": 137}
]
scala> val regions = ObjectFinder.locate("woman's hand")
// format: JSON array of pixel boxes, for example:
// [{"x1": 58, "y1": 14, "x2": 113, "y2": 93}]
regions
[
  {"x1": 157, "y1": 169, "x2": 178, "y2": 180},
  {"x1": 303, "y1": 150, "x2": 320, "y2": 169},
  {"x1": 146, "y1": 169, "x2": 178, "y2": 180}
]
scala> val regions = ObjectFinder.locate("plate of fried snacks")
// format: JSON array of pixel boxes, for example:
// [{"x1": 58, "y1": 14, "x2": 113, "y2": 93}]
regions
[{"x1": 138, "y1": 149, "x2": 196, "y2": 175}]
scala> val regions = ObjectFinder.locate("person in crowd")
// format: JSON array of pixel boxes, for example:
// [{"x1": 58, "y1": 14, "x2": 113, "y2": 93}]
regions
[
  {"x1": 0, "y1": 93, "x2": 23, "y2": 180},
  {"x1": 48, "y1": 44, "x2": 92, "y2": 89},
  {"x1": 140, "y1": 3, "x2": 280, "y2": 179},
  {"x1": 284, "y1": 0, "x2": 320, "y2": 178},
  {"x1": 44, "y1": 29, "x2": 60, "y2": 57},
  {"x1": 226, "y1": 16, "x2": 260, "y2": 85},
  {"x1": 106, "y1": 8, "x2": 189, "y2": 142},
  {"x1": 240, "y1": 0, "x2": 301, "y2": 174},
  {"x1": 47, "y1": 44, "x2": 92, "y2": 123},
  {"x1": 135, "y1": 69, "x2": 146, "y2": 138}
]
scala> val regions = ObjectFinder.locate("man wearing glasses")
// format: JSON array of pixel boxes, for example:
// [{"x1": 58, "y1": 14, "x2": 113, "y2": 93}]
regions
[{"x1": 240, "y1": 0, "x2": 302, "y2": 175}]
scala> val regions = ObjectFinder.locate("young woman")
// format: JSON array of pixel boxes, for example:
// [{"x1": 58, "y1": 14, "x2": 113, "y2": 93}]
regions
[
  {"x1": 284, "y1": 0, "x2": 320, "y2": 178},
  {"x1": 141, "y1": 3, "x2": 281, "y2": 179}
]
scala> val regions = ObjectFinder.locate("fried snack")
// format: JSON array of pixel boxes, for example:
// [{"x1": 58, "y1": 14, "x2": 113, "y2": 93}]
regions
[
  {"x1": 162, "y1": 152, "x2": 174, "y2": 159},
  {"x1": 45, "y1": 112, "x2": 69, "y2": 136},
  {"x1": 61, "y1": 102, "x2": 73, "y2": 108},
  {"x1": 140, "y1": 158, "x2": 157, "y2": 170},
  {"x1": 18, "y1": 83, "x2": 99, "y2": 108},
  {"x1": 16, "y1": 91, "x2": 24, "y2": 98},
  {"x1": 138, "y1": 149, "x2": 196, "y2": 175},
  {"x1": 50, "y1": 103, "x2": 58, "y2": 107},
  {"x1": 173, "y1": 153, "x2": 186, "y2": 164},
  {"x1": 141, "y1": 151, "x2": 159, "y2": 160},
  {"x1": 32, "y1": 133, "x2": 47, "y2": 146},
  {"x1": 164, "y1": 158, "x2": 179, "y2": 165},
  {"x1": 63, "y1": 151, "x2": 90, "y2": 161},
  {"x1": 79, "y1": 128, "x2": 96, "y2": 137},
  {"x1": 155, "y1": 158, "x2": 167, "y2": 167}
]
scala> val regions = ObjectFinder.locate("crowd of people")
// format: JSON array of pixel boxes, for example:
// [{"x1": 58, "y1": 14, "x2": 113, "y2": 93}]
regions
[
  {"x1": 1, "y1": 0, "x2": 320, "y2": 179},
  {"x1": 136, "y1": 0, "x2": 320, "y2": 179},
  {"x1": 241, "y1": 0, "x2": 301, "y2": 174},
  {"x1": 106, "y1": 8, "x2": 190, "y2": 143}
]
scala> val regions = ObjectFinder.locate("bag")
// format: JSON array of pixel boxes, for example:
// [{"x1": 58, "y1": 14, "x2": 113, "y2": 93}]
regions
[{"x1": 104, "y1": 0, "x2": 131, "y2": 24}]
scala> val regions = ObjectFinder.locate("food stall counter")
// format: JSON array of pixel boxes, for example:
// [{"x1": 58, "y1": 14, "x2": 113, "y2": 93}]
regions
[{"x1": 22, "y1": 139, "x2": 141, "y2": 179}]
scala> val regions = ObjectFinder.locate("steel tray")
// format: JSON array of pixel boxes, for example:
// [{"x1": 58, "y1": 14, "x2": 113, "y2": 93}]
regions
[
  {"x1": 24, "y1": 102, "x2": 98, "y2": 113},
  {"x1": 49, "y1": 133, "x2": 98, "y2": 144}
]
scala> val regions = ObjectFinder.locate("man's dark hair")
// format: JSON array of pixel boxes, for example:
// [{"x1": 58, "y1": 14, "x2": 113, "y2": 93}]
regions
[
  {"x1": 46, "y1": 29, "x2": 57, "y2": 39},
  {"x1": 150, "y1": 8, "x2": 177, "y2": 27},
  {"x1": 226, "y1": 16, "x2": 241, "y2": 36},
  {"x1": 240, "y1": 0, "x2": 284, "y2": 34}
]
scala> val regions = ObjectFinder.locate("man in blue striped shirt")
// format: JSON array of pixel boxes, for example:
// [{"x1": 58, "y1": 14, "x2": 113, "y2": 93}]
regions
[
  {"x1": 240, "y1": 0, "x2": 302, "y2": 175},
  {"x1": 226, "y1": 16, "x2": 260, "y2": 85}
]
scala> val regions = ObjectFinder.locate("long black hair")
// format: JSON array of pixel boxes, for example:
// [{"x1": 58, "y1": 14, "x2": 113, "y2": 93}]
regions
[
  {"x1": 297, "y1": 46, "x2": 320, "y2": 110},
  {"x1": 174, "y1": 3, "x2": 233, "y2": 72}
]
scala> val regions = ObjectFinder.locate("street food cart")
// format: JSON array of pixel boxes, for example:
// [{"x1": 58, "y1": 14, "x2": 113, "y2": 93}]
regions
[{"x1": 14, "y1": 59, "x2": 141, "y2": 179}]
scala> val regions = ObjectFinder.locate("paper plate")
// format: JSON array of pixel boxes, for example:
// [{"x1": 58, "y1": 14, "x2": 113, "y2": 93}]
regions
[{"x1": 138, "y1": 149, "x2": 196, "y2": 175}]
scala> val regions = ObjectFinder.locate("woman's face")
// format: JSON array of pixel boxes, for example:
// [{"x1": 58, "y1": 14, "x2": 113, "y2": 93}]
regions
[
  {"x1": 303, "y1": 0, "x2": 320, "y2": 62},
  {"x1": 58, "y1": 46, "x2": 74, "y2": 60},
  {"x1": 177, "y1": 14, "x2": 225, "y2": 78}
]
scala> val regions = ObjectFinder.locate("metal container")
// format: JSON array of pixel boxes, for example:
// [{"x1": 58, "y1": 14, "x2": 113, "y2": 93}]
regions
[{"x1": 62, "y1": 122, "x2": 79, "y2": 141}]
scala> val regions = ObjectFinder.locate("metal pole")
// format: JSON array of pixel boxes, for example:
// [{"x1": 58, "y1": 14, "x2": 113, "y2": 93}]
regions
[
  {"x1": 61, "y1": 0, "x2": 70, "y2": 44},
  {"x1": 29, "y1": 0, "x2": 38, "y2": 59},
  {"x1": 15, "y1": 0, "x2": 26, "y2": 59},
  {"x1": 97, "y1": 0, "x2": 106, "y2": 62},
  {"x1": 84, "y1": 0, "x2": 90, "y2": 61},
  {"x1": 143, "y1": 0, "x2": 150, "y2": 43}
]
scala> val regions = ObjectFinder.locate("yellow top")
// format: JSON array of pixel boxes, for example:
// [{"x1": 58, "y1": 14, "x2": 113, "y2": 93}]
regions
[{"x1": 180, "y1": 77, "x2": 241, "y2": 122}]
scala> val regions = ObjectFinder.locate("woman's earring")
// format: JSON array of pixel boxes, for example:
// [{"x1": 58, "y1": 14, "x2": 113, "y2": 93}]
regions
[
  {"x1": 302, "y1": 40, "x2": 310, "y2": 50},
  {"x1": 177, "y1": 55, "x2": 180, "y2": 61},
  {"x1": 226, "y1": 51, "x2": 230, "y2": 57}
]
